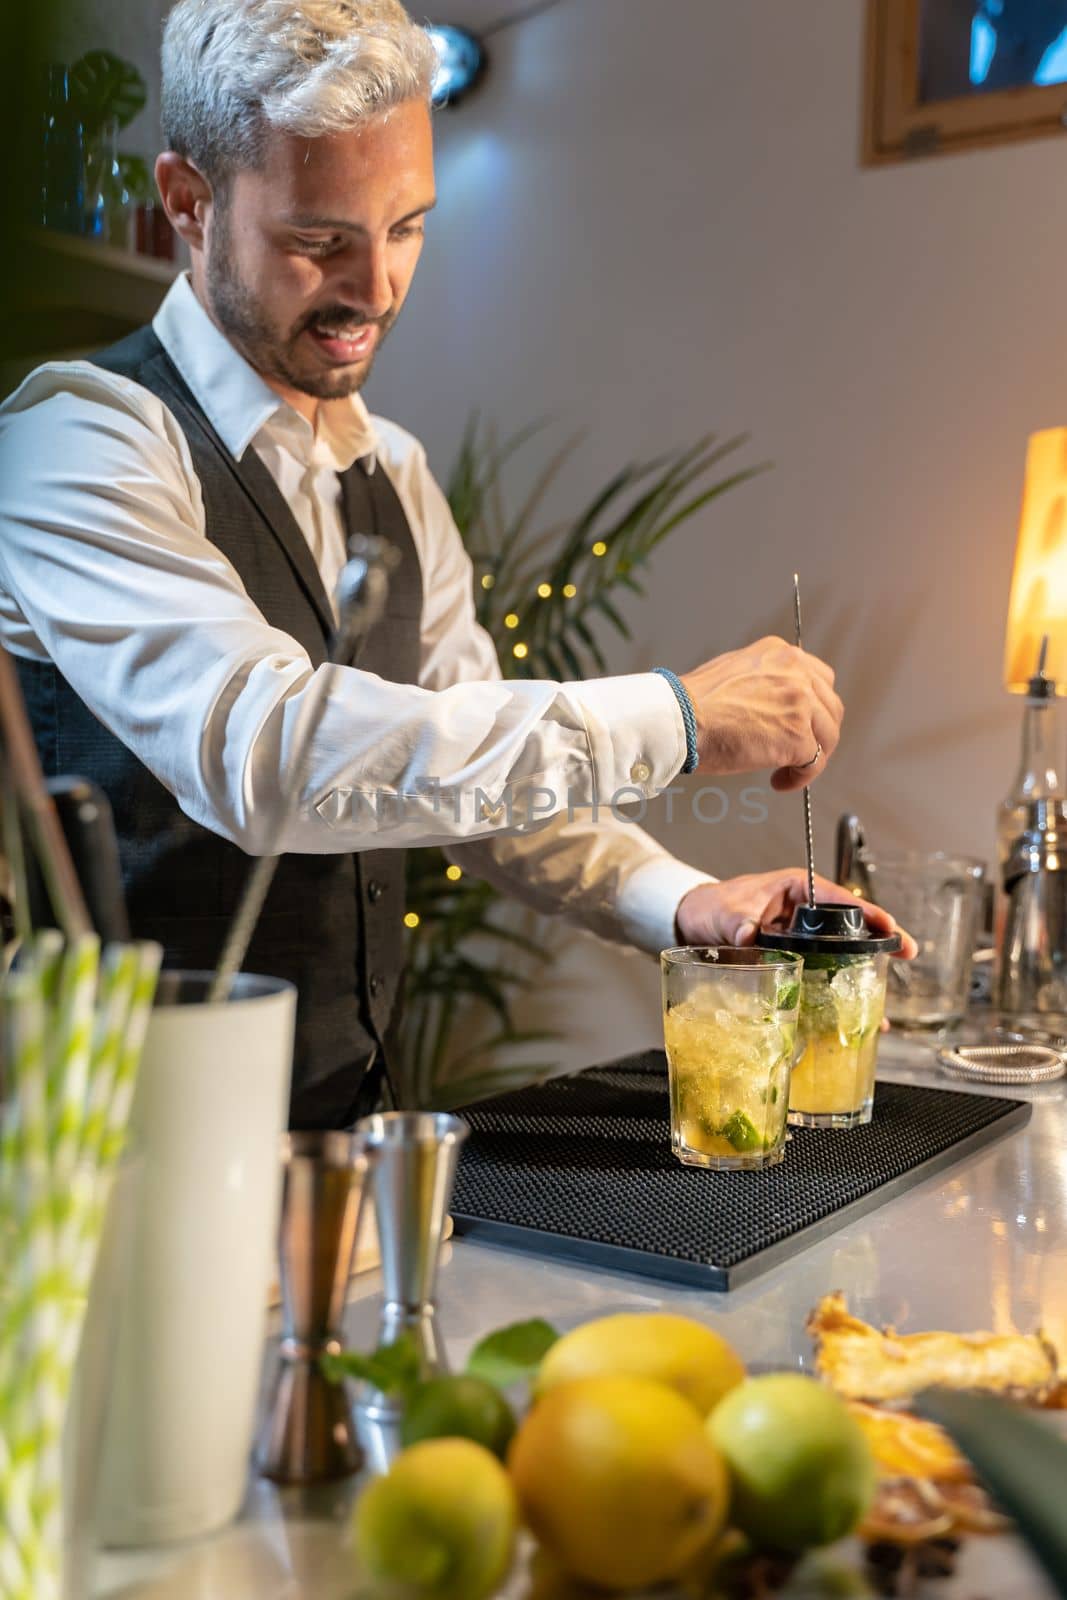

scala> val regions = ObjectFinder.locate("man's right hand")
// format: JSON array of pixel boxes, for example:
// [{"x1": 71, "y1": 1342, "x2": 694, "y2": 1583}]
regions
[{"x1": 679, "y1": 635, "x2": 843, "y2": 792}]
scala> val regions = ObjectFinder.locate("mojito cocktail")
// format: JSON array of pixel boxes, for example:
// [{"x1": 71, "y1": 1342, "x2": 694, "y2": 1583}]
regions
[
  {"x1": 788, "y1": 953, "x2": 889, "y2": 1128},
  {"x1": 756, "y1": 903, "x2": 901, "y2": 1131},
  {"x1": 661, "y1": 948, "x2": 802, "y2": 1170}
]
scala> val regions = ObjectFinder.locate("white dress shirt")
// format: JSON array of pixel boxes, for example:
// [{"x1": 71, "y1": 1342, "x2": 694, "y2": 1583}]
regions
[{"x1": 0, "y1": 274, "x2": 716, "y2": 954}]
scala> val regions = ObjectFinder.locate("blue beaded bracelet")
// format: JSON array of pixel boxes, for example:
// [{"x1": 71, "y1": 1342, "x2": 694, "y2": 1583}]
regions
[{"x1": 651, "y1": 667, "x2": 699, "y2": 775}]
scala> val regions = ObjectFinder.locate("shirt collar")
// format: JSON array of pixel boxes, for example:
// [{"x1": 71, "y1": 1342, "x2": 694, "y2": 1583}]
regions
[{"x1": 152, "y1": 273, "x2": 380, "y2": 470}]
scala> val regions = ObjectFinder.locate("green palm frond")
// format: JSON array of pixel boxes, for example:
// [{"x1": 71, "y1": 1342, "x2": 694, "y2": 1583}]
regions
[{"x1": 395, "y1": 414, "x2": 768, "y2": 1109}]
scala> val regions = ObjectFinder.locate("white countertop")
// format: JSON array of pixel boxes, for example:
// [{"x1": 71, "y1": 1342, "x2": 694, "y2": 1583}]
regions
[{"x1": 94, "y1": 1034, "x2": 1066, "y2": 1599}]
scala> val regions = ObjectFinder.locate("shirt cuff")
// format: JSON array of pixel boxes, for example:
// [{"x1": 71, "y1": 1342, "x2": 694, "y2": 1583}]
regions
[
  {"x1": 568, "y1": 672, "x2": 688, "y2": 799},
  {"x1": 614, "y1": 857, "x2": 720, "y2": 956}
]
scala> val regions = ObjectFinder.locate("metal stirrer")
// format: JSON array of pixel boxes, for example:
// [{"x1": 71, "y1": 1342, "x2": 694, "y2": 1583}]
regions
[
  {"x1": 210, "y1": 535, "x2": 399, "y2": 1004},
  {"x1": 793, "y1": 573, "x2": 816, "y2": 909}
]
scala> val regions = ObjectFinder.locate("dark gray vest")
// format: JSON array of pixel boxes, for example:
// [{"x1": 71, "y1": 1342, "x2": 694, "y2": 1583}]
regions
[{"x1": 15, "y1": 326, "x2": 423, "y2": 1128}]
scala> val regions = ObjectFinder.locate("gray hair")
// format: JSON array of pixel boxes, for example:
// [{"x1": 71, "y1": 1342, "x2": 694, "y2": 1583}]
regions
[{"x1": 161, "y1": 0, "x2": 436, "y2": 186}]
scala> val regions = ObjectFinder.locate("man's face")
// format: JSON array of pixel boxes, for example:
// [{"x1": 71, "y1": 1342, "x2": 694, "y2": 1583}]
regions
[{"x1": 202, "y1": 98, "x2": 435, "y2": 402}]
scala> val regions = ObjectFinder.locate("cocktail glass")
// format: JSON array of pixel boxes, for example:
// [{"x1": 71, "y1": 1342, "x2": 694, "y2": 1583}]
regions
[
  {"x1": 660, "y1": 947, "x2": 802, "y2": 1170},
  {"x1": 756, "y1": 903, "x2": 901, "y2": 1131},
  {"x1": 788, "y1": 951, "x2": 890, "y2": 1129}
]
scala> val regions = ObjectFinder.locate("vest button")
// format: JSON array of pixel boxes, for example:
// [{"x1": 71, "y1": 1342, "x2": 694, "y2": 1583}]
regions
[
  {"x1": 367, "y1": 879, "x2": 384, "y2": 903},
  {"x1": 369, "y1": 972, "x2": 384, "y2": 997}
]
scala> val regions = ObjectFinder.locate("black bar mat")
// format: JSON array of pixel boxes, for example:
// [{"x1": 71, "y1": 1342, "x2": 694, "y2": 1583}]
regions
[{"x1": 452, "y1": 1050, "x2": 1030, "y2": 1290}]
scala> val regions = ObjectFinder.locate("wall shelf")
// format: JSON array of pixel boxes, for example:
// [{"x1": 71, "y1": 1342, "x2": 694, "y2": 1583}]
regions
[{"x1": 2, "y1": 230, "x2": 180, "y2": 392}]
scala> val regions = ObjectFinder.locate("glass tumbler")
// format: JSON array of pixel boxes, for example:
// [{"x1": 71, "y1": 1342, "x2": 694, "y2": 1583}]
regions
[
  {"x1": 661, "y1": 947, "x2": 802, "y2": 1171},
  {"x1": 871, "y1": 853, "x2": 986, "y2": 1029},
  {"x1": 789, "y1": 950, "x2": 891, "y2": 1128}
]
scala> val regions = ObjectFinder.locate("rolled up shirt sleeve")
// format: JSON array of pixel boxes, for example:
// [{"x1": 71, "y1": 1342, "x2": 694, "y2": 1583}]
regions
[
  {"x1": 446, "y1": 813, "x2": 718, "y2": 955},
  {"x1": 0, "y1": 367, "x2": 689, "y2": 856}
]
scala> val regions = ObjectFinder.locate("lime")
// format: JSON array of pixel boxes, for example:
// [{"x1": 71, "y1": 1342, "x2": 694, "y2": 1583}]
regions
[
  {"x1": 535, "y1": 1311, "x2": 745, "y2": 1416},
  {"x1": 355, "y1": 1437, "x2": 517, "y2": 1599},
  {"x1": 720, "y1": 1110, "x2": 762, "y2": 1152},
  {"x1": 400, "y1": 1374, "x2": 516, "y2": 1458},
  {"x1": 509, "y1": 1374, "x2": 730, "y2": 1590},
  {"x1": 708, "y1": 1374, "x2": 876, "y2": 1552}
]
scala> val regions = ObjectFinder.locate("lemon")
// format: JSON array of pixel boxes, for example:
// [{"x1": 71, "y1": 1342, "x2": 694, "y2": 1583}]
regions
[
  {"x1": 400, "y1": 1375, "x2": 517, "y2": 1459},
  {"x1": 355, "y1": 1437, "x2": 517, "y2": 1599},
  {"x1": 509, "y1": 1374, "x2": 729, "y2": 1591},
  {"x1": 708, "y1": 1374, "x2": 876, "y2": 1552},
  {"x1": 535, "y1": 1312, "x2": 745, "y2": 1416}
]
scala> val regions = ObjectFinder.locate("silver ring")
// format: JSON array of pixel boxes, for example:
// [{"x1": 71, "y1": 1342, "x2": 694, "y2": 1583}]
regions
[{"x1": 796, "y1": 741, "x2": 822, "y2": 771}]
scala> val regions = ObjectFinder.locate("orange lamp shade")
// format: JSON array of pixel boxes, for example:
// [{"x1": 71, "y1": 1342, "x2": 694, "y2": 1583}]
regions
[{"x1": 1004, "y1": 427, "x2": 1067, "y2": 693}]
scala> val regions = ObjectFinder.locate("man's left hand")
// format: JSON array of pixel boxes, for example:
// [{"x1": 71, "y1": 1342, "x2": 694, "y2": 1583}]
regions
[{"x1": 675, "y1": 869, "x2": 918, "y2": 959}]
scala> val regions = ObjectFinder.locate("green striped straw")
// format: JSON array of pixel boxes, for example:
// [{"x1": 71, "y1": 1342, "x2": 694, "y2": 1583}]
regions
[
  {"x1": 0, "y1": 933, "x2": 160, "y2": 1595},
  {"x1": 48, "y1": 935, "x2": 99, "y2": 1169},
  {"x1": 98, "y1": 942, "x2": 161, "y2": 1168}
]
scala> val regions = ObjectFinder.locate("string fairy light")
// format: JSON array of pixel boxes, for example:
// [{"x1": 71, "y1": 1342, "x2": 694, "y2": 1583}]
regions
[
  {"x1": 446, "y1": 865, "x2": 462, "y2": 881},
  {"x1": 403, "y1": 911, "x2": 421, "y2": 929},
  {"x1": 513, "y1": 642, "x2": 528, "y2": 659},
  {"x1": 591, "y1": 541, "x2": 607, "y2": 557},
  {"x1": 504, "y1": 612, "x2": 520, "y2": 629}
]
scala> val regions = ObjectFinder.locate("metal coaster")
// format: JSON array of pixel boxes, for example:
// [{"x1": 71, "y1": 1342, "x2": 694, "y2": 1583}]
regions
[{"x1": 936, "y1": 1043, "x2": 1065, "y2": 1085}]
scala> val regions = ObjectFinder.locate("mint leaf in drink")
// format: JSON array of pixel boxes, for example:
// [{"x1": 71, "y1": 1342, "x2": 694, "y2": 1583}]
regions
[
  {"x1": 775, "y1": 979, "x2": 801, "y2": 1012},
  {"x1": 466, "y1": 1319, "x2": 559, "y2": 1389},
  {"x1": 320, "y1": 1331, "x2": 420, "y2": 1397},
  {"x1": 720, "y1": 1110, "x2": 762, "y2": 1153}
]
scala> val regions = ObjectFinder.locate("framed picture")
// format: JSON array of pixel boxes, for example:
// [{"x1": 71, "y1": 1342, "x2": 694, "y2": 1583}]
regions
[{"x1": 865, "y1": 0, "x2": 1067, "y2": 163}]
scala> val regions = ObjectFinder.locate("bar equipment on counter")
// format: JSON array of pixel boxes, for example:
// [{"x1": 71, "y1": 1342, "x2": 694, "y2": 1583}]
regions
[
  {"x1": 793, "y1": 573, "x2": 817, "y2": 910},
  {"x1": 256, "y1": 1132, "x2": 371, "y2": 1485},
  {"x1": 96, "y1": 972, "x2": 296, "y2": 1547},
  {"x1": 834, "y1": 813, "x2": 874, "y2": 901},
  {"x1": 352, "y1": 1112, "x2": 468, "y2": 1468},
  {"x1": 868, "y1": 852, "x2": 986, "y2": 1030},
  {"x1": 26, "y1": 777, "x2": 130, "y2": 942},
  {"x1": 0, "y1": 645, "x2": 160, "y2": 1597},
  {"x1": 996, "y1": 796, "x2": 1067, "y2": 1022},
  {"x1": 996, "y1": 635, "x2": 1064, "y2": 888},
  {"x1": 753, "y1": 580, "x2": 900, "y2": 1129},
  {"x1": 936, "y1": 1042, "x2": 1065, "y2": 1086},
  {"x1": 660, "y1": 947, "x2": 802, "y2": 1169}
]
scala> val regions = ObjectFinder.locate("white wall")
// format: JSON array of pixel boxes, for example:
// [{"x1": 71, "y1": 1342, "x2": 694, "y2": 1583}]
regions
[
  {"x1": 56, "y1": 0, "x2": 1067, "y2": 1072},
  {"x1": 363, "y1": 0, "x2": 1067, "y2": 1071}
]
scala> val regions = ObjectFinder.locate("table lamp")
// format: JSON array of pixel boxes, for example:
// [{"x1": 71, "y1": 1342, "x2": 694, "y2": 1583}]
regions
[{"x1": 1003, "y1": 427, "x2": 1067, "y2": 694}]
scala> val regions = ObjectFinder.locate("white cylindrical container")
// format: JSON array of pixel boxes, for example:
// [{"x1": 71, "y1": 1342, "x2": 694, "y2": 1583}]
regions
[{"x1": 97, "y1": 972, "x2": 296, "y2": 1547}]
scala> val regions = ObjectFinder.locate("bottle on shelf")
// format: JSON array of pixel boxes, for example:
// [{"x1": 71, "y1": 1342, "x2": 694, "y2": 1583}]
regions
[{"x1": 39, "y1": 63, "x2": 85, "y2": 235}]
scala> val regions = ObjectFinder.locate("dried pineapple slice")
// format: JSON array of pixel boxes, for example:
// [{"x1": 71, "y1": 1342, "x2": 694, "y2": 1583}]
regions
[{"x1": 808, "y1": 1292, "x2": 1059, "y2": 1404}]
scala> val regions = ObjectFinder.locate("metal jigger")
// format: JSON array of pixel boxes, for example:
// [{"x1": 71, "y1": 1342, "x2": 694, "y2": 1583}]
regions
[
  {"x1": 353, "y1": 1112, "x2": 468, "y2": 1468},
  {"x1": 257, "y1": 1131, "x2": 370, "y2": 1484}
]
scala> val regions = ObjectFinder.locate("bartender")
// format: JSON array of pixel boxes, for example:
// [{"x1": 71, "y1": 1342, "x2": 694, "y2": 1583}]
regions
[{"x1": 0, "y1": 0, "x2": 908, "y2": 1128}]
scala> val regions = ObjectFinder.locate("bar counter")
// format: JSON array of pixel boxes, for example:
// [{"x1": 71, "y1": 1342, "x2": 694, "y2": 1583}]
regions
[{"x1": 94, "y1": 1033, "x2": 1066, "y2": 1598}]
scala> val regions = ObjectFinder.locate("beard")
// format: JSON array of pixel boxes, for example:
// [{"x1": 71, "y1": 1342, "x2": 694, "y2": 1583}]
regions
[{"x1": 205, "y1": 209, "x2": 397, "y2": 400}]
